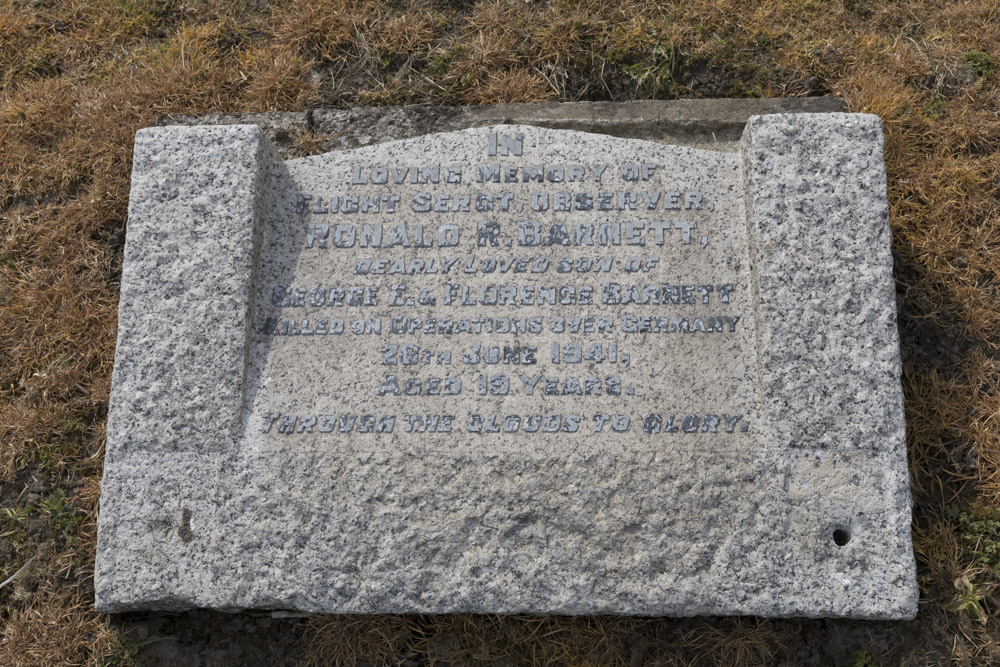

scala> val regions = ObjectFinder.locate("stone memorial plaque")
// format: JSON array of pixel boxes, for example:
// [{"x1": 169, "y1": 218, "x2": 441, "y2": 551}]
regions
[{"x1": 96, "y1": 111, "x2": 917, "y2": 619}]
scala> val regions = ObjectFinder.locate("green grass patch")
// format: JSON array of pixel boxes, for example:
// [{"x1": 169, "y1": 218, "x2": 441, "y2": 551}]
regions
[
  {"x1": 964, "y1": 50, "x2": 995, "y2": 80},
  {"x1": 947, "y1": 503, "x2": 1000, "y2": 571}
]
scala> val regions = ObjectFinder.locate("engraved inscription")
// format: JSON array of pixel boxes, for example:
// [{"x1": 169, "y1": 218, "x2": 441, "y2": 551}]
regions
[{"x1": 248, "y1": 127, "x2": 751, "y2": 450}]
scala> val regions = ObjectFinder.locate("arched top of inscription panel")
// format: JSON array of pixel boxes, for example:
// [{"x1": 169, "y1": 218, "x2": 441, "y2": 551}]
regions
[{"x1": 285, "y1": 124, "x2": 736, "y2": 173}]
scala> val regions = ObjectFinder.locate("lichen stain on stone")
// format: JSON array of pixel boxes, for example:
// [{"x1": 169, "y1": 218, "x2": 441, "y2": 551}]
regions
[{"x1": 179, "y1": 507, "x2": 194, "y2": 544}]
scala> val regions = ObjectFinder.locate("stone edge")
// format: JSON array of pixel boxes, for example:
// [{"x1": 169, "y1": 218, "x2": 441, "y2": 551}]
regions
[
  {"x1": 157, "y1": 98, "x2": 847, "y2": 157},
  {"x1": 740, "y1": 113, "x2": 917, "y2": 619},
  {"x1": 96, "y1": 125, "x2": 277, "y2": 611}
]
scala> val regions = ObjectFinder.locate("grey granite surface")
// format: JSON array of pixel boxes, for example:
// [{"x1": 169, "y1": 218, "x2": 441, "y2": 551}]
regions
[{"x1": 98, "y1": 105, "x2": 916, "y2": 619}]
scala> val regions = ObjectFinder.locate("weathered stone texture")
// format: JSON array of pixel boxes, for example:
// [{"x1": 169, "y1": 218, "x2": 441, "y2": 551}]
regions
[{"x1": 98, "y1": 107, "x2": 916, "y2": 619}]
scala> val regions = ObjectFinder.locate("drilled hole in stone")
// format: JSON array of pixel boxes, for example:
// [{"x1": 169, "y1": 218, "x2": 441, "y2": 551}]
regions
[{"x1": 833, "y1": 527, "x2": 851, "y2": 547}]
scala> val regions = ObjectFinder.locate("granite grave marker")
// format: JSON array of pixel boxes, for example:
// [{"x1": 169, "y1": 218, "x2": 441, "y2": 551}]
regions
[{"x1": 96, "y1": 108, "x2": 917, "y2": 619}]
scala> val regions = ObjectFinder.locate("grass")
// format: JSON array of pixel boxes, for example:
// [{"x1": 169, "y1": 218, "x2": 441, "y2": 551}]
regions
[{"x1": 1, "y1": 0, "x2": 999, "y2": 664}]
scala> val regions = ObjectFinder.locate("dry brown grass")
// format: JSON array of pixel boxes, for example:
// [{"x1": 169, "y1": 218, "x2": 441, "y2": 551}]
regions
[
  {"x1": 303, "y1": 614, "x2": 787, "y2": 666},
  {"x1": 1, "y1": 0, "x2": 999, "y2": 664},
  {"x1": 0, "y1": 590, "x2": 118, "y2": 667}
]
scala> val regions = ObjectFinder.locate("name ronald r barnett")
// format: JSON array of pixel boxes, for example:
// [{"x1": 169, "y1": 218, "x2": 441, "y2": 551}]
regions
[{"x1": 301, "y1": 219, "x2": 705, "y2": 250}]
